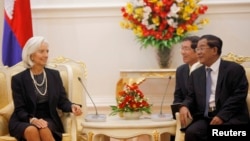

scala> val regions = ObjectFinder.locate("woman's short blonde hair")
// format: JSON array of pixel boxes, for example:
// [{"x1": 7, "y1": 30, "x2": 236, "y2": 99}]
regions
[{"x1": 22, "y1": 36, "x2": 48, "y2": 68}]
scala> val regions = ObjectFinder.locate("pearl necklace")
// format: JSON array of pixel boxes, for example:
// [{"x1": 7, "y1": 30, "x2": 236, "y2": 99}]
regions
[{"x1": 30, "y1": 70, "x2": 47, "y2": 96}]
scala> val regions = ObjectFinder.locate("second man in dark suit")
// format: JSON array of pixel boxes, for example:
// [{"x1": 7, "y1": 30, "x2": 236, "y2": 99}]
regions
[{"x1": 173, "y1": 36, "x2": 201, "y2": 104}]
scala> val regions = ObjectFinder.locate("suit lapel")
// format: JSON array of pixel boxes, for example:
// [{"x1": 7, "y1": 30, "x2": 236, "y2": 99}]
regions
[
  {"x1": 23, "y1": 69, "x2": 37, "y2": 108},
  {"x1": 196, "y1": 66, "x2": 207, "y2": 108},
  {"x1": 183, "y1": 64, "x2": 190, "y2": 88},
  {"x1": 215, "y1": 61, "x2": 225, "y2": 103}
]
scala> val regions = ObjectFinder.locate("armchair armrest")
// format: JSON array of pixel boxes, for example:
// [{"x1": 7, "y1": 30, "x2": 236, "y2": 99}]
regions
[
  {"x1": 0, "y1": 102, "x2": 14, "y2": 121},
  {"x1": 174, "y1": 112, "x2": 185, "y2": 141},
  {"x1": 0, "y1": 102, "x2": 14, "y2": 136},
  {"x1": 0, "y1": 115, "x2": 8, "y2": 136},
  {"x1": 61, "y1": 113, "x2": 83, "y2": 141}
]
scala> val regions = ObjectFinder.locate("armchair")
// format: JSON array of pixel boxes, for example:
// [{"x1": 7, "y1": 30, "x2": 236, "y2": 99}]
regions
[
  {"x1": 0, "y1": 57, "x2": 87, "y2": 141},
  {"x1": 174, "y1": 53, "x2": 250, "y2": 141}
]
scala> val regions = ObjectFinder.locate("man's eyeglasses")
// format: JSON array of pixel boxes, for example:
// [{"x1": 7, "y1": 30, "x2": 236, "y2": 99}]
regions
[{"x1": 195, "y1": 47, "x2": 211, "y2": 52}]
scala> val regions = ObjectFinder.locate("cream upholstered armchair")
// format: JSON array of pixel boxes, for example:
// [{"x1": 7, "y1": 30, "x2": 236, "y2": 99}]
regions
[
  {"x1": 0, "y1": 57, "x2": 87, "y2": 141},
  {"x1": 174, "y1": 53, "x2": 250, "y2": 141}
]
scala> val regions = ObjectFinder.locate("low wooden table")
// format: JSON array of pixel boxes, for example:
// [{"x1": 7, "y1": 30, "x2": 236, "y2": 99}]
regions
[{"x1": 81, "y1": 115, "x2": 176, "y2": 141}]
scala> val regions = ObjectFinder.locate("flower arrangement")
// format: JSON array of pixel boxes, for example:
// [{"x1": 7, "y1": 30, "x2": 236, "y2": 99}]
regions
[
  {"x1": 110, "y1": 83, "x2": 152, "y2": 116},
  {"x1": 120, "y1": 0, "x2": 209, "y2": 49}
]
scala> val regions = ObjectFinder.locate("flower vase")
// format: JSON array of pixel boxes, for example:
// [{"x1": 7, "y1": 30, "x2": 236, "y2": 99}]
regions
[
  {"x1": 123, "y1": 112, "x2": 142, "y2": 120},
  {"x1": 156, "y1": 47, "x2": 171, "y2": 68}
]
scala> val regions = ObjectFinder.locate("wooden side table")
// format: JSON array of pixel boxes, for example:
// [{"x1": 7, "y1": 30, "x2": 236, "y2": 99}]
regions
[{"x1": 81, "y1": 115, "x2": 176, "y2": 141}]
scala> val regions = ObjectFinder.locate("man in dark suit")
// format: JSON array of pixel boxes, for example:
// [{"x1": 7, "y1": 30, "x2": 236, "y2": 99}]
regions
[
  {"x1": 179, "y1": 34, "x2": 249, "y2": 141},
  {"x1": 173, "y1": 36, "x2": 201, "y2": 104},
  {"x1": 171, "y1": 35, "x2": 202, "y2": 141}
]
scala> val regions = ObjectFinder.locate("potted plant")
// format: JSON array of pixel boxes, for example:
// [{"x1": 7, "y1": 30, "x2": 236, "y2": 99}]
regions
[
  {"x1": 120, "y1": 0, "x2": 209, "y2": 68},
  {"x1": 110, "y1": 83, "x2": 152, "y2": 119}
]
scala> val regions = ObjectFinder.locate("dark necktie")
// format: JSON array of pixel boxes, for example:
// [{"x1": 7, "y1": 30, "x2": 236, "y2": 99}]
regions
[{"x1": 204, "y1": 68, "x2": 212, "y2": 117}]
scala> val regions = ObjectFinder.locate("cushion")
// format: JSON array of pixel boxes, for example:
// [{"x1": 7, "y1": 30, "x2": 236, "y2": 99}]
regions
[{"x1": 0, "y1": 136, "x2": 16, "y2": 141}]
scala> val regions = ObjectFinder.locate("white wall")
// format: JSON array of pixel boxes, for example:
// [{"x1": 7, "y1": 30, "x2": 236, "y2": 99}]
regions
[{"x1": 1, "y1": 0, "x2": 250, "y2": 108}]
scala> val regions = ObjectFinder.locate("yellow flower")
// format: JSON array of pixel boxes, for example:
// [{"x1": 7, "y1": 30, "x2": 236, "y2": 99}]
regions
[
  {"x1": 134, "y1": 7, "x2": 144, "y2": 19},
  {"x1": 126, "y1": 2, "x2": 134, "y2": 14},
  {"x1": 177, "y1": 27, "x2": 185, "y2": 36},
  {"x1": 187, "y1": 25, "x2": 198, "y2": 31},
  {"x1": 200, "y1": 19, "x2": 209, "y2": 25},
  {"x1": 152, "y1": 16, "x2": 160, "y2": 26},
  {"x1": 148, "y1": 0, "x2": 158, "y2": 3},
  {"x1": 133, "y1": 26, "x2": 143, "y2": 37}
]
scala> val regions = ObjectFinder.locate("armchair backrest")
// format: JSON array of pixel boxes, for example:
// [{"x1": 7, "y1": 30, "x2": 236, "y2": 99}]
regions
[
  {"x1": 0, "y1": 64, "x2": 26, "y2": 109},
  {"x1": 0, "y1": 67, "x2": 9, "y2": 109},
  {"x1": 244, "y1": 68, "x2": 250, "y2": 117},
  {"x1": 48, "y1": 57, "x2": 87, "y2": 114},
  {"x1": 245, "y1": 68, "x2": 250, "y2": 95}
]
